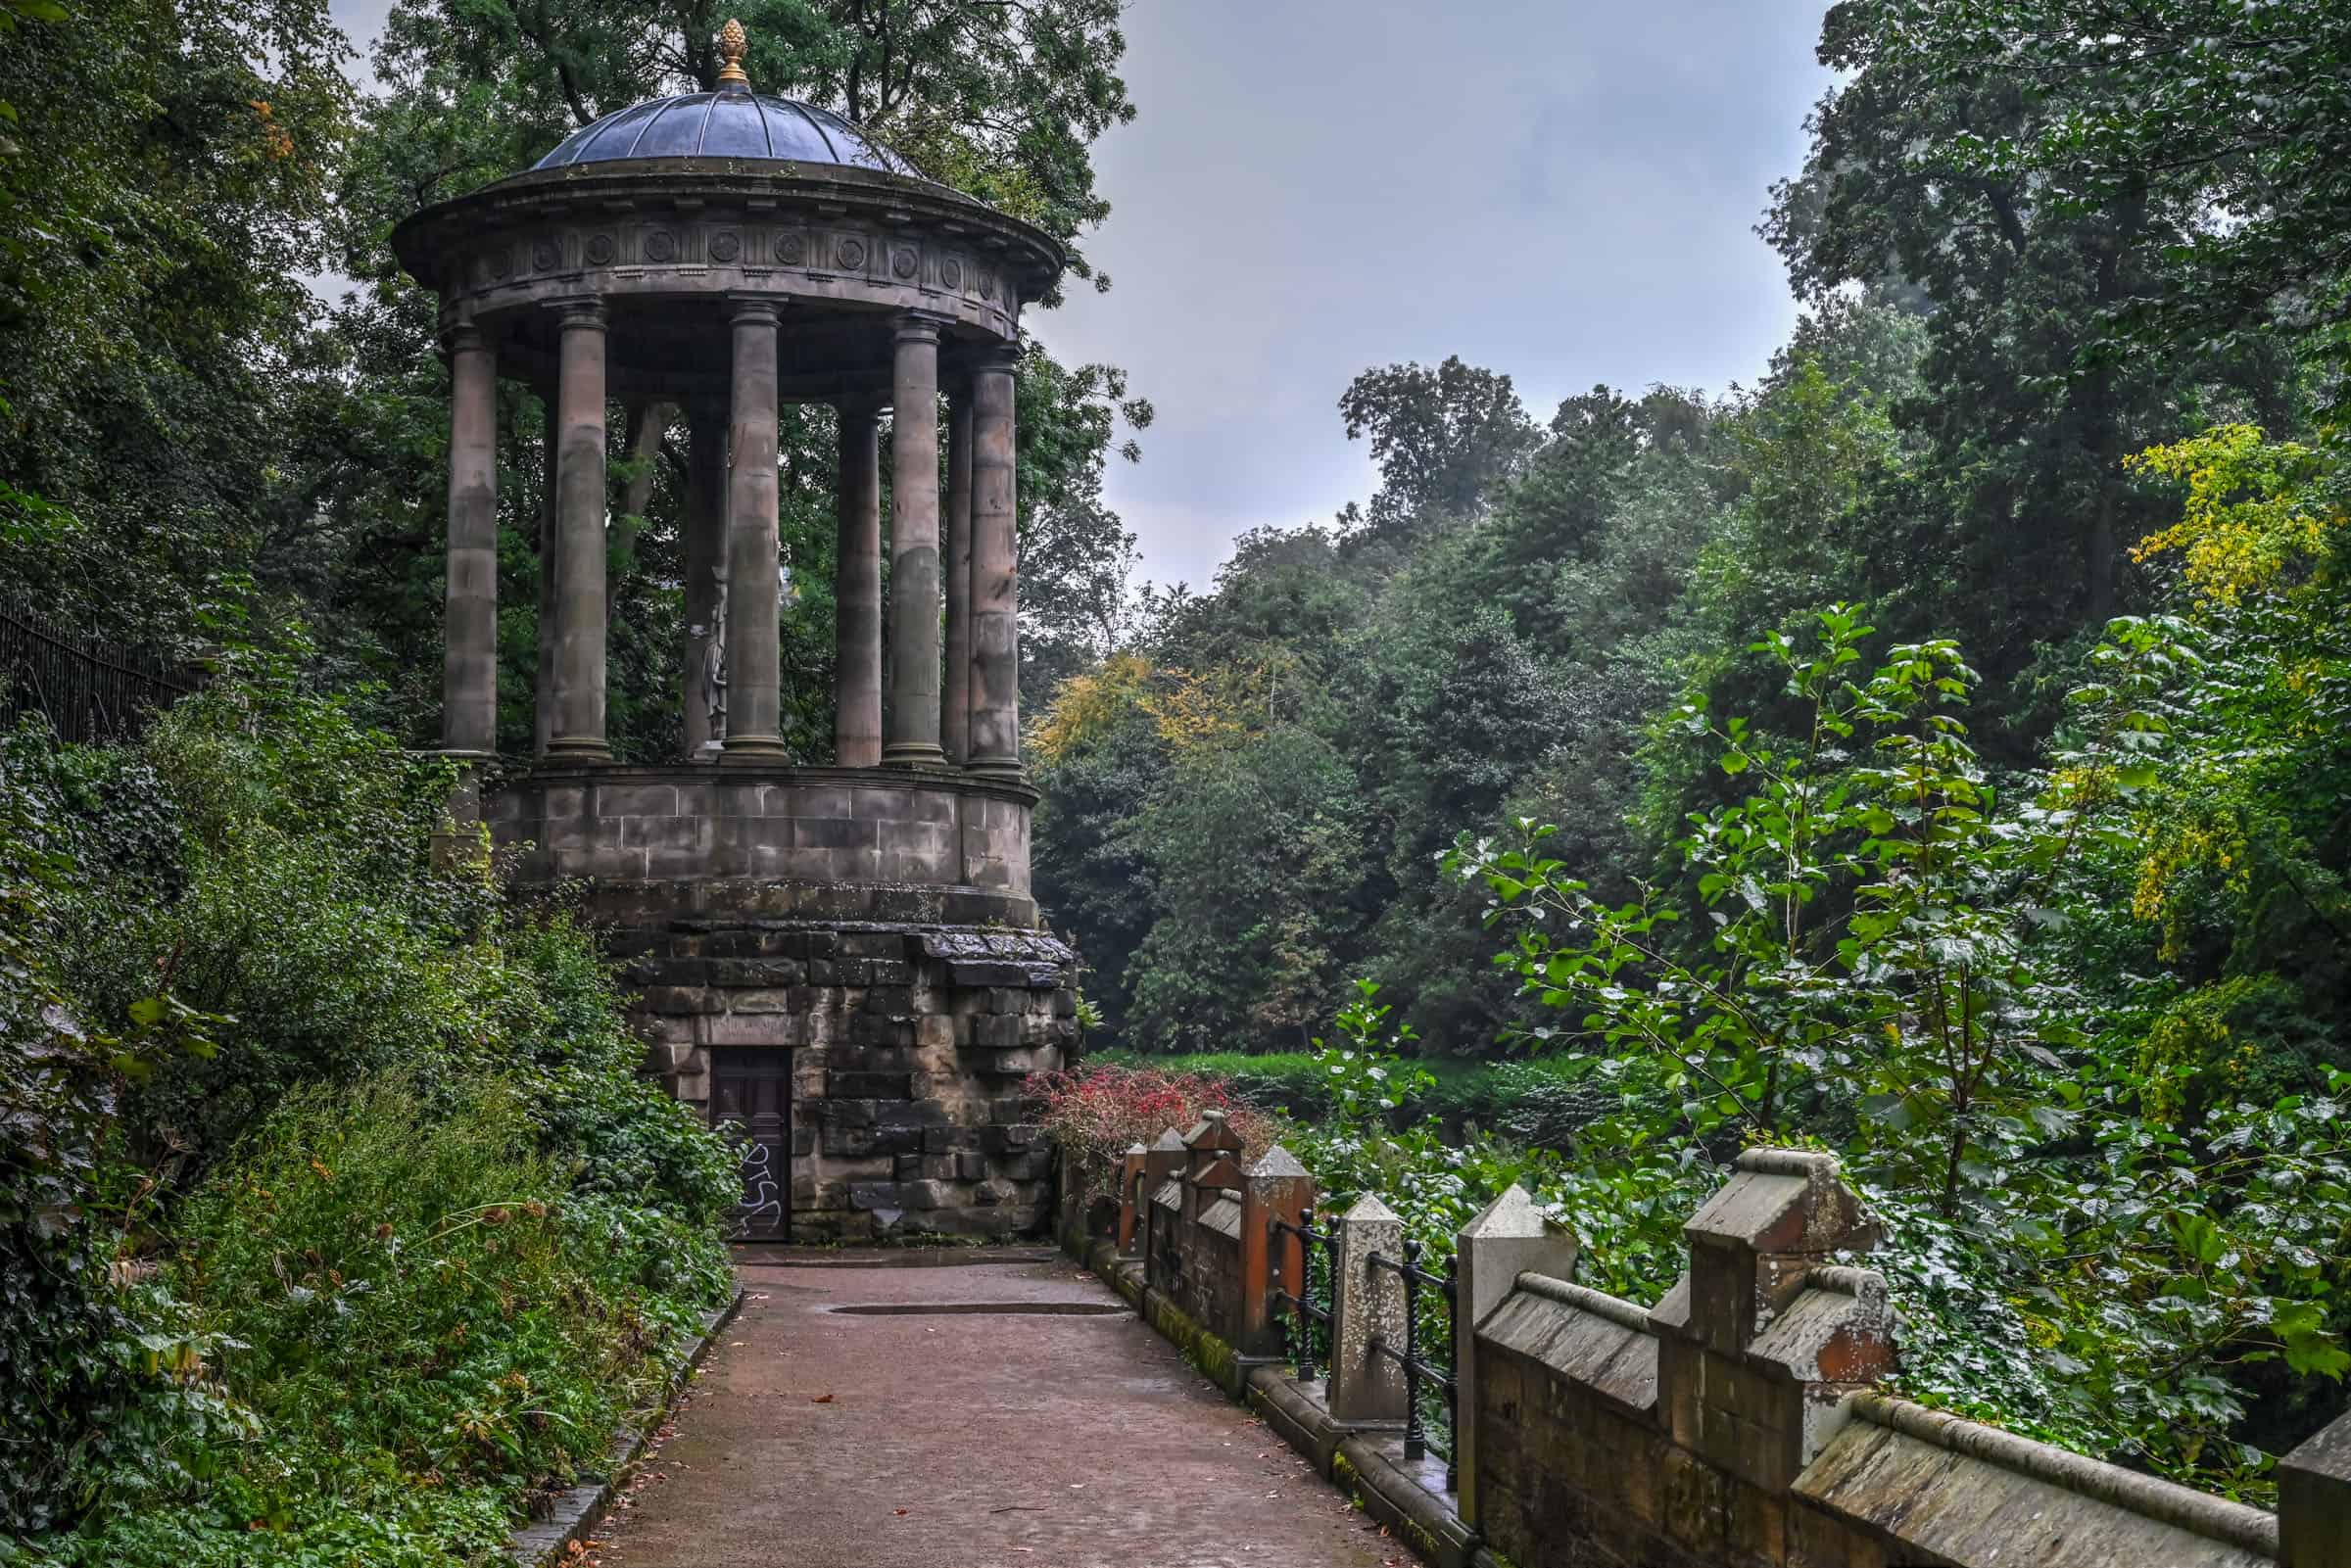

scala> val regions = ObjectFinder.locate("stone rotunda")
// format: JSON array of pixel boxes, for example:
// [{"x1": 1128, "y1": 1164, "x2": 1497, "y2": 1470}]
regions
[{"x1": 391, "y1": 22, "x2": 1077, "y2": 1241}]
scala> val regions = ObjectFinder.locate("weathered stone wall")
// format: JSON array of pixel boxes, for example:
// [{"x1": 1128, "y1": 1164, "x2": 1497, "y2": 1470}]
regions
[
  {"x1": 615, "y1": 912, "x2": 1075, "y2": 1240},
  {"x1": 1466, "y1": 1152, "x2": 2289, "y2": 1568},
  {"x1": 487, "y1": 757, "x2": 1072, "y2": 1242},
  {"x1": 490, "y1": 765, "x2": 1032, "y2": 899},
  {"x1": 1176, "y1": 1198, "x2": 1244, "y2": 1337}
]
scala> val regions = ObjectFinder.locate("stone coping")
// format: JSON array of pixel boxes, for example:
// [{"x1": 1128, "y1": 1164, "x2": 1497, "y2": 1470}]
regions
[
  {"x1": 1845, "y1": 1394, "x2": 2279, "y2": 1558},
  {"x1": 494, "y1": 759, "x2": 1038, "y2": 805},
  {"x1": 518, "y1": 875, "x2": 1038, "y2": 929},
  {"x1": 1513, "y1": 1269, "x2": 1655, "y2": 1335}
]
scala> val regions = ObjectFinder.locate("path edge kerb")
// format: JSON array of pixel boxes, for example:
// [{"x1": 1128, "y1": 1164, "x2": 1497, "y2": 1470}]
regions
[{"x1": 505, "y1": 1284, "x2": 748, "y2": 1566}]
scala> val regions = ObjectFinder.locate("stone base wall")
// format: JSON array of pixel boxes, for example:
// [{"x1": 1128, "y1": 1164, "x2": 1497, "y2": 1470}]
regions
[
  {"x1": 488, "y1": 764, "x2": 1033, "y2": 900},
  {"x1": 614, "y1": 911, "x2": 1078, "y2": 1241}
]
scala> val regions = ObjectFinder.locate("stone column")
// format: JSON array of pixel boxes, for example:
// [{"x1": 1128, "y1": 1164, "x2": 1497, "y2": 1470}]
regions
[
  {"x1": 967, "y1": 347, "x2": 1022, "y2": 777},
  {"x1": 884, "y1": 312, "x2": 947, "y2": 767},
  {"x1": 533, "y1": 402, "x2": 560, "y2": 758},
  {"x1": 833, "y1": 397, "x2": 884, "y2": 767},
  {"x1": 546, "y1": 300, "x2": 611, "y2": 761},
  {"x1": 1455, "y1": 1186, "x2": 1580, "y2": 1529},
  {"x1": 722, "y1": 298, "x2": 791, "y2": 761},
  {"x1": 439, "y1": 326, "x2": 499, "y2": 757},
  {"x1": 1327, "y1": 1193, "x2": 1408, "y2": 1425},
  {"x1": 942, "y1": 385, "x2": 975, "y2": 763},
  {"x1": 680, "y1": 402, "x2": 728, "y2": 759}
]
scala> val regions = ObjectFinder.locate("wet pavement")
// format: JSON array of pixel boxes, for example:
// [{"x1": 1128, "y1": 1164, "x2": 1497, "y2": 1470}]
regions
[{"x1": 583, "y1": 1249, "x2": 1411, "y2": 1568}]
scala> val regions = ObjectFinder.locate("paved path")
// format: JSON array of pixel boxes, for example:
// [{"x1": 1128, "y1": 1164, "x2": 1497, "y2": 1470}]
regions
[{"x1": 584, "y1": 1250, "x2": 1409, "y2": 1568}]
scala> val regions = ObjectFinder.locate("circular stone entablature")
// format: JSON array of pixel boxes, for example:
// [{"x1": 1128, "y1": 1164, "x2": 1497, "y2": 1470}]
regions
[{"x1": 389, "y1": 90, "x2": 1062, "y2": 403}]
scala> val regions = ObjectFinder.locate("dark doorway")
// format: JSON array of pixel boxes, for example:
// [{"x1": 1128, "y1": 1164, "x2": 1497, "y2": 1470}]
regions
[{"x1": 712, "y1": 1047, "x2": 792, "y2": 1241}]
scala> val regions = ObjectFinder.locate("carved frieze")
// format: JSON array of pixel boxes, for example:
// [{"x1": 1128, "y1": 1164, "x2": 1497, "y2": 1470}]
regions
[{"x1": 439, "y1": 213, "x2": 1022, "y2": 340}]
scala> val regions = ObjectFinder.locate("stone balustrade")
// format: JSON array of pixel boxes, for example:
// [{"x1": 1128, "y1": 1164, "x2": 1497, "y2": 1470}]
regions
[{"x1": 1059, "y1": 1137, "x2": 2351, "y2": 1568}]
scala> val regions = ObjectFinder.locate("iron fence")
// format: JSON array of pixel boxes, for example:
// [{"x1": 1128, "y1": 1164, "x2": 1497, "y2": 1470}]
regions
[
  {"x1": 0, "y1": 594, "x2": 197, "y2": 743},
  {"x1": 1367, "y1": 1237, "x2": 1461, "y2": 1488},
  {"x1": 1269, "y1": 1209, "x2": 1339, "y2": 1386}
]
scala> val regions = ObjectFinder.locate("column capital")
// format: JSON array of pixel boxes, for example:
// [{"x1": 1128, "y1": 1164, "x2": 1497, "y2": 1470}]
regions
[
  {"x1": 726, "y1": 292, "x2": 785, "y2": 326},
  {"x1": 440, "y1": 322, "x2": 490, "y2": 356},
  {"x1": 893, "y1": 309, "x2": 953, "y2": 345},
  {"x1": 836, "y1": 390, "x2": 886, "y2": 420},
  {"x1": 548, "y1": 295, "x2": 608, "y2": 330},
  {"x1": 968, "y1": 342, "x2": 1024, "y2": 376}
]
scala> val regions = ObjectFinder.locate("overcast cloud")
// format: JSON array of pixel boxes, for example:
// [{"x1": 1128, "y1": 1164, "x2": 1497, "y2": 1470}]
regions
[{"x1": 326, "y1": 0, "x2": 1832, "y2": 590}]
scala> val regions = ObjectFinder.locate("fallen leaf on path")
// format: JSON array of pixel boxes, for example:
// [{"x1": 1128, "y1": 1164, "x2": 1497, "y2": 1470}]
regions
[{"x1": 811, "y1": 1393, "x2": 835, "y2": 1403}]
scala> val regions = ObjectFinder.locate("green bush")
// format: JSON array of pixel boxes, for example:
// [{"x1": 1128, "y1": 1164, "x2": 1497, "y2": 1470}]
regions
[{"x1": 1, "y1": 656, "x2": 738, "y2": 1560}]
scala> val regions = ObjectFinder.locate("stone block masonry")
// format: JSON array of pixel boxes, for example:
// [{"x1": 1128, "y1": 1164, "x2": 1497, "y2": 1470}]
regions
[{"x1": 621, "y1": 910, "x2": 1077, "y2": 1241}]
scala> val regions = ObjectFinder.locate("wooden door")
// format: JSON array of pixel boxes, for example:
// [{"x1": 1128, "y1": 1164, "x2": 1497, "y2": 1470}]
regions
[{"x1": 712, "y1": 1048, "x2": 792, "y2": 1241}]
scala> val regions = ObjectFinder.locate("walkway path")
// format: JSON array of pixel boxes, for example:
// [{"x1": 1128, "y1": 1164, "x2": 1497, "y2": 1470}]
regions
[{"x1": 584, "y1": 1250, "x2": 1408, "y2": 1568}]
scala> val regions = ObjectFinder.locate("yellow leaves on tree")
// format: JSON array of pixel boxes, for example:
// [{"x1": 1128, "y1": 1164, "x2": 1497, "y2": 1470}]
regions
[
  {"x1": 248, "y1": 100, "x2": 296, "y2": 161},
  {"x1": 2127, "y1": 424, "x2": 2341, "y2": 606},
  {"x1": 1028, "y1": 650, "x2": 1302, "y2": 767}
]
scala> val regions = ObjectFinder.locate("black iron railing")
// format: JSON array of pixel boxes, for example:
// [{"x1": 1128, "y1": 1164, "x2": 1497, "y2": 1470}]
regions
[
  {"x1": 1367, "y1": 1237, "x2": 1460, "y2": 1488},
  {"x1": 1268, "y1": 1210, "x2": 1338, "y2": 1385},
  {"x1": 0, "y1": 594, "x2": 196, "y2": 744}
]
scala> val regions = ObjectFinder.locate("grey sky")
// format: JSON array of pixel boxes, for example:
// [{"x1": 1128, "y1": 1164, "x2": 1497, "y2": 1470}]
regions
[{"x1": 326, "y1": 0, "x2": 1832, "y2": 591}]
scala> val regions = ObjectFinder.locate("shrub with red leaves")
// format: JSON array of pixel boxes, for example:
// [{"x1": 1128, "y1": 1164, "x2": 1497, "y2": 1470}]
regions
[{"x1": 1032, "y1": 1063, "x2": 1278, "y2": 1205}]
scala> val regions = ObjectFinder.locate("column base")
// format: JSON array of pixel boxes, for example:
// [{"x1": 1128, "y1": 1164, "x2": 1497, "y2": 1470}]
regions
[
  {"x1": 721, "y1": 736, "x2": 794, "y2": 763},
  {"x1": 544, "y1": 737, "x2": 614, "y2": 762},
  {"x1": 966, "y1": 758, "x2": 1026, "y2": 784},
  {"x1": 882, "y1": 742, "x2": 949, "y2": 768}
]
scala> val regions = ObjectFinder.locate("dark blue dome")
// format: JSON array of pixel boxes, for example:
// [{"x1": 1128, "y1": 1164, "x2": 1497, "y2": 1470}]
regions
[{"x1": 532, "y1": 87, "x2": 925, "y2": 179}]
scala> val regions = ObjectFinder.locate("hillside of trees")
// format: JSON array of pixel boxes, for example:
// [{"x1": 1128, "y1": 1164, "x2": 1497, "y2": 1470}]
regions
[{"x1": 1030, "y1": 0, "x2": 2351, "y2": 1493}]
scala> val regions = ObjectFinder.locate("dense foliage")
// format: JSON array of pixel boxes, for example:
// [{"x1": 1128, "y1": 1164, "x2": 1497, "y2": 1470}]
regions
[{"x1": 0, "y1": 659, "x2": 735, "y2": 1562}]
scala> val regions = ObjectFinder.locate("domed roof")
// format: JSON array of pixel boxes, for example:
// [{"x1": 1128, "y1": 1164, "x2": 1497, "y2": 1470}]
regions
[{"x1": 532, "y1": 85, "x2": 926, "y2": 179}]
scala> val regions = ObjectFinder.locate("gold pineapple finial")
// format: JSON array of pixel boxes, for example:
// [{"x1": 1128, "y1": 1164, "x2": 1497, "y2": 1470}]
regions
[{"x1": 716, "y1": 18, "x2": 750, "y2": 87}]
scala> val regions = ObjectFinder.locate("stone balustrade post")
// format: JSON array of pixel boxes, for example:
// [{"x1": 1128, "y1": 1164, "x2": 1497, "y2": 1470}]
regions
[
  {"x1": 1139, "y1": 1127, "x2": 1186, "y2": 1292},
  {"x1": 1180, "y1": 1109, "x2": 1244, "y2": 1224},
  {"x1": 1456, "y1": 1185, "x2": 1580, "y2": 1529},
  {"x1": 1116, "y1": 1141, "x2": 1148, "y2": 1258},
  {"x1": 1239, "y1": 1146, "x2": 1314, "y2": 1357},
  {"x1": 2282, "y1": 1409, "x2": 2351, "y2": 1568},
  {"x1": 1650, "y1": 1147, "x2": 1892, "y2": 1493},
  {"x1": 1328, "y1": 1193, "x2": 1408, "y2": 1425}
]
